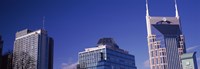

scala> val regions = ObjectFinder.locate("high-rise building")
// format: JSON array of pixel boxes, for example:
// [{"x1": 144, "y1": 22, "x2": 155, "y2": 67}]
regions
[
  {"x1": 13, "y1": 29, "x2": 54, "y2": 69},
  {"x1": 181, "y1": 52, "x2": 198, "y2": 69},
  {"x1": 145, "y1": 0, "x2": 186, "y2": 69},
  {"x1": 0, "y1": 35, "x2": 3, "y2": 69},
  {"x1": 78, "y1": 38, "x2": 137, "y2": 69}
]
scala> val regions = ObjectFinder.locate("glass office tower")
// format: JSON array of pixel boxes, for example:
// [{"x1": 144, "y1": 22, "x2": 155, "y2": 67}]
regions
[
  {"x1": 78, "y1": 38, "x2": 137, "y2": 69},
  {"x1": 13, "y1": 29, "x2": 54, "y2": 69},
  {"x1": 145, "y1": 0, "x2": 186, "y2": 69}
]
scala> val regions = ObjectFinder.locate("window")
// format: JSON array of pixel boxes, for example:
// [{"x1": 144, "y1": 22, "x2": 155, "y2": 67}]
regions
[
  {"x1": 152, "y1": 59, "x2": 154, "y2": 64},
  {"x1": 151, "y1": 51, "x2": 153, "y2": 57}
]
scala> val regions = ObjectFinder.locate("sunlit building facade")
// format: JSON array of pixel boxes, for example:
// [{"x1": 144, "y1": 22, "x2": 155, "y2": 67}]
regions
[
  {"x1": 181, "y1": 52, "x2": 198, "y2": 69},
  {"x1": 13, "y1": 29, "x2": 54, "y2": 69},
  {"x1": 78, "y1": 38, "x2": 137, "y2": 69},
  {"x1": 145, "y1": 0, "x2": 186, "y2": 69}
]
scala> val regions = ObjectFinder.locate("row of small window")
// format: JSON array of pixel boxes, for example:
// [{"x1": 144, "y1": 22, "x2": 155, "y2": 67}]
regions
[
  {"x1": 79, "y1": 51, "x2": 105, "y2": 63},
  {"x1": 148, "y1": 35, "x2": 156, "y2": 38},
  {"x1": 80, "y1": 49, "x2": 105, "y2": 56},
  {"x1": 15, "y1": 40, "x2": 38, "y2": 45},
  {"x1": 149, "y1": 39, "x2": 156, "y2": 42},
  {"x1": 15, "y1": 41, "x2": 38, "y2": 48},
  {"x1": 79, "y1": 56, "x2": 135, "y2": 67},
  {"x1": 14, "y1": 51, "x2": 38, "y2": 56},
  {"x1": 79, "y1": 55, "x2": 135, "y2": 66},
  {"x1": 79, "y1": 62, "x2": 98, "y2": 67},
  {"x1": 79, "y1": 53, "x2": 101, "y2": 58},
  {"x1": 80, "y1": 63, "x2": 135, "y2": 69},
  {"x1": 79, "y1": 52, "x2": 104, "y2": 61},
  {"x1": 151, "y1": 57, "x2": 167, "y2": 64},
  {"x1": 79, "y1": 58, "x2": 100, "y2": 64},
  {"x1": 14, "y1": 45, "x2": 38, "y2": 52},
  {"x1": 106, "y1": 49, "x2": 134, "y2": 60},
  {"x1": 152, "y1": 65, "x2": 167, "y2": 69},
  {"x1": 17, "y1": 35, "x2": 38, "y2": 41},
  {"x1": 150, "y1": 44, "x2": 160, "y2": 50},
  {"x1": 151, "y1": 51, "x2": 166, "y2": 57},
  {"x1": 106, "y1": 54, "x2": 135, "y2": 66},
  {"x1": 148, "y1": 35, "x2": 163, "y2": 42}
]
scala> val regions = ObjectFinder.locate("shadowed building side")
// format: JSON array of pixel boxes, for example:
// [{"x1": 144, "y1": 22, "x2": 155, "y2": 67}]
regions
[
  {"x1": 0, "y1": 35, "x2": 3, "y2": 69},
  {"x1": 48, "y1": 37, "x2": 54, "y2": 69},
  {"x1": 1, "y1": 52, "x2": 13, "y2": 69}
]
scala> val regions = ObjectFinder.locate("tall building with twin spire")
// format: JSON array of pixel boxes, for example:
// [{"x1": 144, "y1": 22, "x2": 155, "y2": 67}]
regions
[
  {"x1": 13, "y1": 29, "x2": 54, "y2": 69},
  {"x1": 145, "y1": 0, "x2": 186, "y2": 69}
]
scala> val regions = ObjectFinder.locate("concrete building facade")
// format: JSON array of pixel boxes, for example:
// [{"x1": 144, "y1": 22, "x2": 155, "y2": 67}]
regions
[{"x1": 13, "y1": 29, "x2": 54, "y2": 69}]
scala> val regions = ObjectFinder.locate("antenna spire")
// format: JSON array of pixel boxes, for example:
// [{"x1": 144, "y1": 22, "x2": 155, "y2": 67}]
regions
[
  {"x1": 146, "y1": 0, "x2": 150, "y2": 16},
  {"x1": 42, "y1": 16, "x2": 45, "y2": 29},
  {"x1": 175, "y1": 0, "x2": 179, "y2": 18}
]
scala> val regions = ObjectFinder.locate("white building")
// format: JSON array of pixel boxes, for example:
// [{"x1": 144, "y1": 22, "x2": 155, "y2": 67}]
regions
[{"x1": 13, "y1": 29, "x2": 54, "y2": 69}]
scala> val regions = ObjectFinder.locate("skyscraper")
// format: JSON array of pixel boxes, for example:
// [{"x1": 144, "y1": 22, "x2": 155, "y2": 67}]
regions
[
  {"x1": 78, "y1": 38, "x2": 137, "y2": 69},
  {"x1": 0, "y1": 35, "x2": 3, "y2": 69},
  {"x1": 145, "y1": 0, "x2": 186, "y2": 69},
  {"x1": 13, "y1": 29, "x2": 54, "y2": 69}
]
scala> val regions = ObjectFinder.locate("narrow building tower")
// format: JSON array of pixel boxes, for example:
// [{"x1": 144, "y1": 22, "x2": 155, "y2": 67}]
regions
[{"x1": 146, "y1": 0, "x2": 186, "y2": 69}]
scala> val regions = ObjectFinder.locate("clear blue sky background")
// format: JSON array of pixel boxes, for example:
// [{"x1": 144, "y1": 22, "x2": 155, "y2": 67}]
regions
[{"x1": 0, "y1": 0, "x2": 200, "y2": 69}]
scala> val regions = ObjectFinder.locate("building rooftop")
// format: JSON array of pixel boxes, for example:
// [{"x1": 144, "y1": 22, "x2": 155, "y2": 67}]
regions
[
  {"x1": 97, "y1": 38, "x2": 119, "y2": 48},
  {"x1": 80, "y1": 38, "x2": 129, "y2": 54},
  {"x1": 15, "y1": 29, "x2": 47, "y2": 40},
  {"x1": 181, "y1": 52, "x2": 196, "y2": 59},
  {"x1": 16, "y1": 29, "x2": 33, "y2": 38}
]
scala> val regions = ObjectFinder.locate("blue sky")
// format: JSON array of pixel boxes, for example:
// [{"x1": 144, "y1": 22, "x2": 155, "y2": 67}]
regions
[{"x1": 0, "y1": 0, "x2": 200, "y2": 69}]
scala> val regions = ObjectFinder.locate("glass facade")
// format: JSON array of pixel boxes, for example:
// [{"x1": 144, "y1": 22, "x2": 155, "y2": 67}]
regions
[{"x1": 78, "y1": 38, "x2": 137, "y2": 69}]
